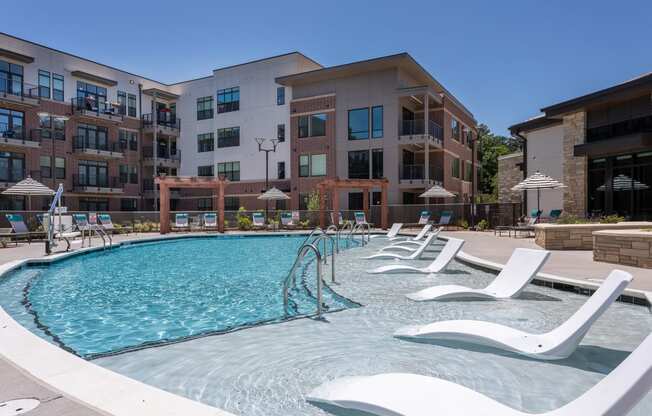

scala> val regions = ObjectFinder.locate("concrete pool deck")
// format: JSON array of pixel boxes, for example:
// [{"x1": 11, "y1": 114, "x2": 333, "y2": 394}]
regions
[{"x1": 0, "y1": 229, "x2": 651, "y2": 416}]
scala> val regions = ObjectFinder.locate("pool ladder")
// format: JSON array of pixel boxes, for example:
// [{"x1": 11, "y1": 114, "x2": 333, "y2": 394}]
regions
[
  {"x1": 348, "y1": 222, "x2": 370, "y2": 246},
  {"x1": 283, "y1": 229, "x2": 337, "y2": 319}
]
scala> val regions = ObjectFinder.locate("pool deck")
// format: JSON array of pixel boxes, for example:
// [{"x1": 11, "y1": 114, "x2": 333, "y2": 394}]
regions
[{"x1": 0, "y1": 229, "x2": 651, "y2": 416}]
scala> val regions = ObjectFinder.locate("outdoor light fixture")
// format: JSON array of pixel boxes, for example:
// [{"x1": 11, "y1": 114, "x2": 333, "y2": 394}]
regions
[{"x1": 255, "y1": 137, "x2": 281, "y2": 219}]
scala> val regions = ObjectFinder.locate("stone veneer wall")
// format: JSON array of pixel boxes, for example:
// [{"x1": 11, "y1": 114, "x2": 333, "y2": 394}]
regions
[
  {"x1": 594, "y1": 230, "x2": 652, "y2": 269},
  {"x1": 534, "y1": 222, "x2": 652, "y2": 250},
  {"x1": 562, "y1": 111, "x2": 587, "y2": 216},
  {"x1": 497, "y1": 152, "x2": 524, "y2": 204}
]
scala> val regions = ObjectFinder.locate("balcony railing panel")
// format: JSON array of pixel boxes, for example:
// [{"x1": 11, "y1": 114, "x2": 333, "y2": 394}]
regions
[
  {"x1": 73, "y1": 136, "x2": 121, "y2": 153},
  {"x1": 141, "y1": 113, "x2": 181, "y2": 130},
  {"x1": 400, "y1": 164, "x2": 444, "y2": 181},
  {"x1": 71, "y1": 97, "x2": 124, "y2": 118},
  {"x1": 400, "y1": 120, "x2": 443, "y2": 141},
  {"x1": 0, "y1": 79, "x2": 39, "y2": 100},
  {"x1": 1, "y1": 126, "x2": 26, "y2": 140},
  {"x1": 142, "y1": 146, "x2": 181, "y2": 161},
  {"x1": 73, "y1": 174, "x2": 121, "y2": 189}
]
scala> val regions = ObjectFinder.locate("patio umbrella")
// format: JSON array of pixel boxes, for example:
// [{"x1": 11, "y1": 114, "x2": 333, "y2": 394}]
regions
[
  {"x1": 419, "y1": 184, "x2": 456, "y2": 199},
  {"x1": 511, "y1": 171, "x2": 566, "y2": 213},
  {"x1": 257, "y1": 187, "x2": 290, "y2": 200},
  {"x1": 596, "y1": 174, "x2": 649, "y2": 192},
  {"x1": 1, "y1": 176, "x2": 55, "y2": 210}
]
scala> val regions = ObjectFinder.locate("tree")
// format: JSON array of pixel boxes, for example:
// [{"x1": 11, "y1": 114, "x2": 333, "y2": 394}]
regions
[{"x1": 477, "y1": 124, "x2": 522, "y2": 201}]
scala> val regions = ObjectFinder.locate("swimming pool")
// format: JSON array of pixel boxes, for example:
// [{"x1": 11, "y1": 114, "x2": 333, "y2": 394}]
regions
[{"x1": 0, "y1": 235, "x2": 357, "y2": 358}]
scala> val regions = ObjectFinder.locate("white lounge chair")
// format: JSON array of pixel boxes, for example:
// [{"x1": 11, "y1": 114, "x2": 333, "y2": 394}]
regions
[
  {"x1": 203, "y1": 212, "x2": 218, "y2": 230},
  {"x1": 369, "y1": 238, "x2": 464, "y2": 275},
  {"x1": 252, "y1": 212, "x2": 266, "y2": 229},
  {"x1": 173, "y1": 213, "x2": 189, "y2": 231},
  {"x1": 388, "y1": 224, "x2": 432, "y2": 244},
  {"x1": 307, "y1": 331, "x2": 652, "y2": 416},
  {"x1": 379, "y1": 228, "x2": 441, "y2": 252},
  {"x1": 363, "y1": 233, "x2": 438, "y2": 260},
  {"x1": 395, "y1": 270, "x2": 633, "y2": 360},
  {"x1": 418, "y1": 210, "x2": 431, "y2": 225},
  {"x1": 369, "y1": 223, "x2": 403, "y2": 239},
  {"x1": 406, "y1": 248, "x2": 550, "y2": 301}
]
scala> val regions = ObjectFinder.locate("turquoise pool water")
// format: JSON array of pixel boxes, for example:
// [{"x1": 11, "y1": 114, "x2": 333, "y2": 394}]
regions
[{"x1": 0, "y1": 235, "x2": 357, "y2": 358}]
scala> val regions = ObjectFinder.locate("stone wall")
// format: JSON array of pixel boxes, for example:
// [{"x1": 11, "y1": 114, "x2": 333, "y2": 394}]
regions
[
  {"x1": 534, "y1": 222, "x2": 652, "y2": 250},
  {"x1": 562, "y1": 112, "x2": 587, "y2": 216},
  {"x1": 594, "y1": 230, "x2": 652, "y2": 269},
  {"x1": 497, "y1": 152, "x2": 523, "y2": 204}
]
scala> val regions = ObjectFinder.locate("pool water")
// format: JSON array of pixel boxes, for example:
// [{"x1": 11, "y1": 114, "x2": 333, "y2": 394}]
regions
[{"x1": 0, "y1": 235, "x2": 357, "y2": 358}]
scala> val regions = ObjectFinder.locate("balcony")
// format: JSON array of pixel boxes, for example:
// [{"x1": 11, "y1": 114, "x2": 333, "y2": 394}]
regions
[
  {"x1": 141, "y1": 113, "x2": 180, "y2": 137},
  {"x1": 0, "y1": 127, "x2": 40, "y2": 149},
  {"x1": 73, "y1": 175, "x2": 123, "y2": 194},
  {"x1": 142, "y1": 146, "x2": 181, "y2": 168},
  {"x1": 0, "y1": 80, "x2": 39, "y2": 107},
  {"x1": 71, "y1": 97, "x2": 124, "y2": 123},
  {"x1": 399, "y1": 120, "x2": 443, "y2": 148},
  {"x1": 31, "y1": 128, "x2": 65, "y2": 142},
  {"x1": 399, "y1": 164, "x2": 443, "y2": 188},
  {"x1": 73, "y1": 136, "x2": 124, "y2": 159}
]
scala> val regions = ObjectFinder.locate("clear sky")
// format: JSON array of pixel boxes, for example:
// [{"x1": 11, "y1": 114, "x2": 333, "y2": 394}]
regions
[{"x1": 3, "y1": 0, "x2": 651, "y2": 135}]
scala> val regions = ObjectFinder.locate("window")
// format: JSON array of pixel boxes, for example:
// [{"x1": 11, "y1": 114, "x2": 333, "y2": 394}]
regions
[
  {"x1": 77, "y1": 160, "x2": 108, "y2": 187},
  {"x1": 464, "y1": 161, "x2": 473, "y2": 181},
  {"x1": 217, "y1": 127, "x2": 240, "y2": 148},
  {"x1": 0, "y1": 60, "x2": 24, "y2": 96},
  {"x1": 217, "y1": 161, "x2": 240, "y2": 181},
  {"x1": 76, "y1": 81, "x2": 107, "y2": 111},
  {"x1": 299, "y1": 155, "x2": 309, "y2": 177},
  {"x1": 127, "y1": 94, "x2": 137, "y2": 117},
  {"x1": 452, "y1": 158, "x2": 460, "y2": 179},
  {"x1": 224, "y1": 196, "x2": 239, "y2": 211},
  {"x1": 276, "y1": 86, "x2": 285, "y2": 105},
  {"x1": 40, "y1": 156, "x2": 51, "y2": 178},
  {"x1": 197, "y1": 132, "x2": 214, "y2": 152},
  {"x1": 52, "y1": 74, "x2": 64, "y2": 102},
  {"x1": 37, "y1": 114, "x2": 65, "y2": 140},
  {"x1": 311, "y1": 154, "x2": 326, "y2": 176},
  {"x1": 277, "y1": 161, "x2": 285, "y2": 179},
  {"x1": 348, "y1": 108, "x2": 369, "y2": 140},
  {"x1": 80, "y1": 198, "x2": 109, "y2": 212},
  {"x1": 119, "y1": 130, "x2": 128, "y2": 150},
  {"x1": 55, "y1": 157, "x2": 65, "y2": 179},
  {"x1": 198, "y1": 198, "x2": 212, "y2": 211},
  {"x1": 298, "y1": 113, "x2": 327, "y2": 138},
  {"x1": 119, "y1": 165, "x2": 129, "y2": 184},
  {"x1": 129, "y1": 131, "x2": 138, "y2": 151},
  {"x1": 118, "y1": 165, "x2": 137, "y2": 184},
  {"x1": 348, "y1": 150, "x2": 369, "y2": 179},
  {"x1": 466, "y1": 130, "x2": 473, "y2": 148},
  {"x1": 197, "y1": 165, "x2": 214, "y2": 177},
  {"x1": 0, "y1": 108, "x2": 24, "y2": 139},
  {"x1": 372, "y1": 149, "x2": 383, "y2": 179},
  {"x1": 372, "y1": 106, "x2": 383, "y2": 138},
  {"x1": 117, "y1": 91, "x2": 127, "y2": 115},
  {"x1": 121, "y1": 199, "x2": 138, "y2": 211},
  {"x1": 197, "y1": 96, "x2": 214, "y2": 120},
  {"x1": 76, "y1": 123, "x2": 108, "y2": 150},
  {"x1": 299, "y1": 192, "x2": 309, "y2": 210},
  {"x1": 119, "y1": 130, "x2": 138, "y2": 151},
  {"x1": 217, "y1": 86, "x2": 239, "y2": 113},
  {"x1": 451, "y1": 118, "x2": 460, "y2": 141},
  {"x1": 38, "y1": 70, "x2": 50, "y2": 98},
  {"x1": 460, "y1": 126, "x2": 466, "y2": 145},
  {"x1": 277, "y1": 123, "x2": 285, "y2": 142},
  {"x1": 0, "y1": 151, "x2": 25, "y2": 183},
  {"x1": 348, "y1": 192, "x2": 363, "y2": 210}
]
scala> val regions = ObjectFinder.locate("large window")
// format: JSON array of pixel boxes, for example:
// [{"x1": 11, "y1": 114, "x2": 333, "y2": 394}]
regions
[
  {"x1": 197, "y1": 165, "x2": 214, "y2": 176},
  {"x1": 197, "y1": 132, "x2": 214, "y2": 152},
  {"x1": 76, "y1": 123, "x2": 108, "y2": 150},
  {"x1": 224, "y1": 196, "x2": 239, "y2": 211},
  {"x1": 119, "y1": 165, "x2": 138, "y2": 184},
  {"x1": 52, "y1": 74, "x2": 64, "y2": 102},
  {"x1": 217, "y1": 161, "x2": 240, "y2": 181},
  {"x1": 76, "y1": 81, "x2": 107, "y2": 110},
  {"x1": 372, "y1": 149, "x2": 383, "y2": 179},
  {"x1": 40, "y1": 156, "x2": 51, "y2": 178},
  {"x1": 38, "y1": 114, "x2": 65, "y2": 140},
  {"x1": 277, "y1": 161, "x2": 285, "y2": 179},
  {"x1": 452, "y1": 158, "x2": 460, "y2": 179},
  {"x1": 127, "y1": 94, "x2": 136, "y2": 117},
  {"x1": 119, "y1": 130, "x2": 137, "y2": 151},
  {"x1": 217, "y1": 127, "x2": 240, "y2": 148},
  {"x1": 217, "y1": 86, "x2": 239, "y2": 113},
  {"x1": 451, "y1": 118, "x2": 460, "y2": 141},
  {"x1": 298, "y1": 113, "x2": 327, "y2": 138},
  {"x1": 0, "y1": 151, "x2": 25, "y2": 183},
  {"x1": 117, "y1": 91, "x2": 127, "y2": 115},
  {"x1": 121, "y1": 199, "x2": 138, "y2": 211},
  {"x1": 299, "y1": 155, "x2": 310, "y2": 177},
  {"x1": 348, "y1": 108, "x2": 369, "y2": 140},
  {"x1": 276, "y1": 86, "x2": 285, "y2": 105},
  {"x1": 0, "y1": 108, "x2": 24, "y2": 139},
  {"x1": 464, "y1": 161, "x2": 473, "y2": 181},
  {"x1": 38, "y1": 70, "x2": 50, "y2": 98},
  {"x1": 299, "y1": 154, "x2": 326, "y2": 177},
  {"x1": 197, "y1": 198, "x2": 212, "y2": 211},
  {"x1": 197, "y1": 96, "x2": 214, "y2": 120},
  {"x1": 348, "y1": 150, "x2": 369, "y2": 179},
  {"x1": 0, "y1": 60, "x2": 24, "y2": 96},
  {"x1": 77, "y1": 160, "x2": 108, "y2": 187},
  {"x1": 372, "y1": 106, "x2": 383, "y2": 138},
  {"x1": 80, "y1": 198, "x2": 109, "y2": 212},
  {"x1": 277, "y1": 123, "x2": 285, "y2": 142},
  {"x1": 38, "y1": 157, "x2": 64, "y2": 179},
  {"x1": 55, "y1": 157, "x2": 65, "y2": 179}
]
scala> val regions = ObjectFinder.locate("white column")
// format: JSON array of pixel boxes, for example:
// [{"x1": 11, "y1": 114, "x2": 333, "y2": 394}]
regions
[{"x1": 424, "y1": 94, "x2": 430, "y2": 184}]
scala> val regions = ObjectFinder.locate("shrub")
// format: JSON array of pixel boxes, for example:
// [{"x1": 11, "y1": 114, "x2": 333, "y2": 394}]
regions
[
  {"x1": 306, "y1": 190, "x2": 320, "y2": 211},
  {"x1": 457, "y1": 219, "x2": 469, "y2": 230},
  {"x1": 556, "y1": 213, "x2": 590, "y2": 224},
  {"x1": 236, "y1": 207, "x2": 252, "y2": 230},
  {"x1": 476, "y1": 219, "x2": 489, "y2": 231},
  {"x1": 299, "y1": 219, "x2": 310, "y2": 229},
  {"x1": 599, "y1": 214, "x2": 625, "y2": 224}
]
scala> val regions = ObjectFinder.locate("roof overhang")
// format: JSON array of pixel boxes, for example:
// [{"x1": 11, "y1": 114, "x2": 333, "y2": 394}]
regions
[
  {"x1": 142, "y1": 88, "x2": 179, "y2": 101},
  {"x1": 574, "y1": 132, "x2": 652, "y2": 157},
  {"x1": 71, "y1": 70, "x2": 117, "y2": 86},
  {"x1": 0, "y1": 48, "x2": 34, "y2": 63},
  {"x1": 509, "y1": 115, "x2": 562, "y2": 136}
]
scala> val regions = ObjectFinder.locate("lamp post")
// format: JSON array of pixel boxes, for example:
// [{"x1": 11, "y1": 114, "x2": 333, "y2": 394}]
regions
[{"x1": 255, "y1": 137, "x2": 279, "y2": 220}]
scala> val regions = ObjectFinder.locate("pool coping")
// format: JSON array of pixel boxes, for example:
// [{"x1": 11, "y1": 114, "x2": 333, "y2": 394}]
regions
[{"x1": 1, "y1": 230, "x2": 651, "y2": 416}]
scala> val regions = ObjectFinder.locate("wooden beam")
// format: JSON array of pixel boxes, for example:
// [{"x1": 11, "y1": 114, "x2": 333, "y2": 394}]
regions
[
  {"x1": 159, "y1": 184, "x2": 170, "y2": 234},
  {"x1": 381, "y1": 182, "x2": 388, "y2": 230},
  {"x1": 218, "y1": 182, "x2": 225, "y2": 233}
]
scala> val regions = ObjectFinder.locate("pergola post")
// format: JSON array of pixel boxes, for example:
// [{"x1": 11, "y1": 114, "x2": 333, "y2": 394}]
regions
[
  {"x1": 362, "y1": 188, "x2": 370, "y2": 221},
  {"x1": 332, "y1": 187, "x2": 339, "y2": 225},
  {"x1": 318, "y1": 184, "x2": 326, "y2": 229},
  {"x1": 218, "y1": 182, "x2": 225, "y2": 233},
  {"x1": 381, "y1": 182, "x2": 388, "y2": 230},
  {"x1": 159, "y1": 182, "x2": 170, "y2": 234}
]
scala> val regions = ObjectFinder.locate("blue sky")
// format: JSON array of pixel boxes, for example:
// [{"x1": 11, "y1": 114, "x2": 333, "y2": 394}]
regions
[{"x1": 3, "y1": 0, "x2": 651, "y2": 135}]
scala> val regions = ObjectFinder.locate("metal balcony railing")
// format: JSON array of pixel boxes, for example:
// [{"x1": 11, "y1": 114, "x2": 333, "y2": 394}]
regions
[
  {"x1": 141, "y1": 113, "x2": 181, "y2": 130},
  {"x1": 1, "y1": 126, "x2": 27, "y2": 140},
  {"x1": 71, "y1": 97, "x2": 124, "y2": 117},
  {"x1": 30, "y1": 128, "x2": 64, "y2": 141},
  {"x1": 142, "y1": 146, "x2": 181, "y2": 161},
  {"x1": 73, "y1": 174, "x2": 121, "y2": 189},
  {"x1": 0, "y1": 79, "x2": 39, "y2": 99},
  {"x1": 73, "y1": 136, "x2": 121, "y2": 153},
  {"x1": 400, "y1": 120, "x2": 443, "y2": 140},
  {"x1": 400, "y1": 164, "x2": 444, "y2": 181}
]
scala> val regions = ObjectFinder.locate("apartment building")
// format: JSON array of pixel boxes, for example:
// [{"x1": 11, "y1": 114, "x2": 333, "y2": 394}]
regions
[
  {"x1": 0, "y1": 32, "x2": 476, "y2": 212},
  {"x1": 509, "y1": 72, "x2": 652, "y2": 220}
]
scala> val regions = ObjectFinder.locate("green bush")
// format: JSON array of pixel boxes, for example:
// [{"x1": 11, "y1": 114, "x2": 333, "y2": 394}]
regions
[
  {"x1": 299, "y1": 219, "x2": 310, "y2": 229},
  {"x1": 556, "y1": 213, "x2": 590, "y2": 224},
  {"x1": 476, "y1": 219, "x2": 489, "y2": 231},
  {"x1": 457, "y1": 219, "x2": 469, "y2": 230},
  {"x1": 236, "y1": 207, "x2": 252, "y2": 230},
  {"x1": 599, "y1": 214, "x2": 625, "y2": 224}
]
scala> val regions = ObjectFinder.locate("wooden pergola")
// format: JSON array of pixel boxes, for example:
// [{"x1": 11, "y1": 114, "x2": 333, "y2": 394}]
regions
[
  {"x1": 155, "y1": 176, "x2": 227, "y2": 234},
  {"x1": 317, "y1": 178, "x2": 389, "y2": 230}
]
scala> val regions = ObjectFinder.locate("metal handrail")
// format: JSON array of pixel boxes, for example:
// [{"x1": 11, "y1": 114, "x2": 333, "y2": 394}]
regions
[
  {"x1": 283, "y1": 243, "x2": 324, "y2": 318},
  {"x1": 325, "y1": 224, "x2": 339, "y2": 252},
  {"x1": 300, "y1": 227, "x2": 324, "y2": 249},
  {"x1": 337, "y1": 221, "x2": 353, "y2": 248},
  {"x1": 311, "y1": 233, "x2": 336, "y2": 283}
]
